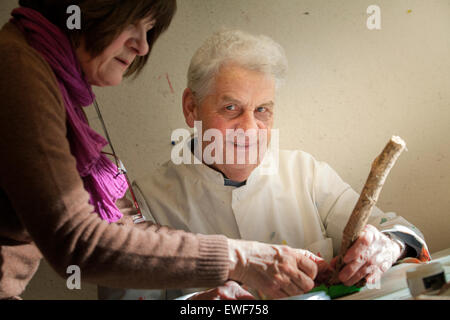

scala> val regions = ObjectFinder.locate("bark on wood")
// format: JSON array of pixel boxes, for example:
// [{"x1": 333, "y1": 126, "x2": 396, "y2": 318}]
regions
[{"x1": 330, "y1": 136, "x2": 407, "y2": 285}]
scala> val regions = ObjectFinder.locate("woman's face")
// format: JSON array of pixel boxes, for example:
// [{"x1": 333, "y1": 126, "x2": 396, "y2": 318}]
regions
[{"x1": 76, "y1": 17, "x2": 155, "y2": 87}]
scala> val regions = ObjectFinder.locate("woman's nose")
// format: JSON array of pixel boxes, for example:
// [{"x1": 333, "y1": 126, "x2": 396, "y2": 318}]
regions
[{"x1": 129, "y1": 27, "x2": 149, "y2": 56}]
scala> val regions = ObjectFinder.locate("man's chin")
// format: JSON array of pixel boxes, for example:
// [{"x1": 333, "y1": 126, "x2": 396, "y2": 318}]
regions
[
  {"x1": 215, "y1": 163, "x2": 259, "y2": 180},
  {"x1": 226, "y1": 163, "x2": 257, "y2": 170}
]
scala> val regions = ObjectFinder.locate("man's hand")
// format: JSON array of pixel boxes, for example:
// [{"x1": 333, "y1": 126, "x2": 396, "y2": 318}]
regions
[
  {"x1": 334, "y1": 224, "x2": 403, "y2": 286},
  {"x1": 189, "y1": 281, "x2": 255, "y2": 300},
  {"x1": 227, "y1": 239, "x2": 323, "y2": 299}
]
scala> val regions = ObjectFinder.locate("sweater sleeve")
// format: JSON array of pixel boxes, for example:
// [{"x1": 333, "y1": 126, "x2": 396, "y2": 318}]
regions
[{"x1": 0, "y1": 36, "x2": 229, "y2": 290}]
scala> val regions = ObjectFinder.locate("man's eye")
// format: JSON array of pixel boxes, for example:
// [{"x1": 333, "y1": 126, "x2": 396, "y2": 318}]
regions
[
  {"x1": 256, "y1": 107, "x2": 266, "y2": 113},
  {"x1": 225, "y1": 105, "x2": 237, "y2": 111}
]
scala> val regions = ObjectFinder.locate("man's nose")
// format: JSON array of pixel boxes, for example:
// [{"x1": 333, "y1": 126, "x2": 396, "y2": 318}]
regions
[{"x1": 237, "y1": 111, "x2": 258, "y2": 131}]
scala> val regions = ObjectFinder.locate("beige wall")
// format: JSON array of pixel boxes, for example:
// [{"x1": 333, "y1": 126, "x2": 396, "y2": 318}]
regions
[{"x1": 1, "y1": 0, "x2": 449, "y2": 299}]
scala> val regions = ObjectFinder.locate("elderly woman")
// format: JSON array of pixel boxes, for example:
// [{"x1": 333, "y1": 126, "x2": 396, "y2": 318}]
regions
[{"x1": 0, "y1": 0, "x2": 321, "y2": 300}]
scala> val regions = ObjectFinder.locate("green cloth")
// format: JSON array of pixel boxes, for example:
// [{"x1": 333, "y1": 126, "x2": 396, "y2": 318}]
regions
[{"x1": 310, "y1": 284, "x2": 361, "y2": 299}]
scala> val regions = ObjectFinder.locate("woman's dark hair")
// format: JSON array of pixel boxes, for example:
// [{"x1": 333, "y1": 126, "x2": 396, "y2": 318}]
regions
[{"x1": 18, "y1": 0, "x2": 177, "y2": 77}]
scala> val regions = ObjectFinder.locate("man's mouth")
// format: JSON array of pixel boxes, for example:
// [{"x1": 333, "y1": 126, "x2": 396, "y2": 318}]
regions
[{"x1": 228, "y1": 141, "x2": 257, "y2": 148}]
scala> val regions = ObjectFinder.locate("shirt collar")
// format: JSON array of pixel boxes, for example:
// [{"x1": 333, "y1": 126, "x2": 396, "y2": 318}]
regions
[{"x1": 188, "y1": 138, "x2": 247, "y2": 187}]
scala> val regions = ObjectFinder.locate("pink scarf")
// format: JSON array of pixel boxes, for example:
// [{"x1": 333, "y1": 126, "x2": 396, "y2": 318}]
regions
[{"x1": 11, "y1": 7, "x2": 127, "y2": 223}]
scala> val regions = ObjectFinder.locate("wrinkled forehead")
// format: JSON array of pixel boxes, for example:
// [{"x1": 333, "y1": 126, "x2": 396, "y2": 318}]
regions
[{"x1": 209, "y1": 64, "x2": 275, "y2": 98}]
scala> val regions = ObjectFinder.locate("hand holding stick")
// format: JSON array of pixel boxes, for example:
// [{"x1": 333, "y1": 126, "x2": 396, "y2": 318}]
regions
[{"x1": 330, "y1": 136, "x2": 407, "y2": 285}]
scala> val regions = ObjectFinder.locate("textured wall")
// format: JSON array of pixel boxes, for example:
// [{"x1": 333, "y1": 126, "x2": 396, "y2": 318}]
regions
[{"x1": 1, "y1": 0, "x2": 449, "y2": 299}]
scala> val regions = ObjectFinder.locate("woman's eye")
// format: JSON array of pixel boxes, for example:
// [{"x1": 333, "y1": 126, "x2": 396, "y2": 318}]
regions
[{"x1": 225, "y1": 105, "x2": 236, "y2": 111}]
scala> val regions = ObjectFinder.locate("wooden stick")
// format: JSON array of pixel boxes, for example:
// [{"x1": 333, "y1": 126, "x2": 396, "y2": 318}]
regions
[{"x1": 330, "y1": 136, "x2": 407, "y2": 285}]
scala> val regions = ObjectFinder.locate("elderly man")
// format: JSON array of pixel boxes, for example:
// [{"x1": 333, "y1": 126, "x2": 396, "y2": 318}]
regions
[{"x1": 100, "y1": 30, "x2": 429, "y2": 300}]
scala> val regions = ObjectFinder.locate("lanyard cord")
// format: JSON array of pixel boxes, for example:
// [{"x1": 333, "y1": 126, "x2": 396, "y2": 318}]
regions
[
  {"x1": 92, "y1": 99, "x2": 123, "y2": 173},
  {"x1": 90, "y1": 98, "x2": 144, "y2": 222}
]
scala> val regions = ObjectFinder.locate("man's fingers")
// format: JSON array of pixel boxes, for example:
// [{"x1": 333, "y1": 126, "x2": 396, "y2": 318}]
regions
[
  {"x1": 190, "y1": 288, "x2": 221, "y2": 300},
  {"x1": 343, "y1": 263, "x2": 377, "y2": 286},
  {"x1": 330, "y1": 256, "x2": 338, "y2": 269},
  {"x1": 339, "y1": 258, "x2": 366, "y2": 284},
  {"x1": 234, "y1": 291, "x2": 255, "y2": 300},
  {"x1": 366, "y1": 270, "x2": 382, "y2": 285},
  {"x1": 227, "y1": 281, "x2": 255, "y2": 300},
  {"x1": 191, "y1": 282, "x2": 257, "y2": 300},
  {"x1": 344, "y1": 231, "x2": 374, "y2": 264}
]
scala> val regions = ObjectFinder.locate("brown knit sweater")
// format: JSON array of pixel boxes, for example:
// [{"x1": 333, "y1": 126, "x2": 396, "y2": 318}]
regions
[{"x1": 0, "y1": 22, "x2": 229, "y2": 299}]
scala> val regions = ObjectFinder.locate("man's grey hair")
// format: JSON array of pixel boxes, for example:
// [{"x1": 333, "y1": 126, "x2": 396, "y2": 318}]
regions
[{"x1": 187, "y1": 29, "x2": 288, "y2": 104}]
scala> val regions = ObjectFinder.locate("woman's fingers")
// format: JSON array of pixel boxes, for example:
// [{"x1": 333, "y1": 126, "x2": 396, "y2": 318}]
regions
[
  {"x1": 290, "y1": 269, "x2": 315, "y2": 293},
  {"x1": 296, "y1": 252, "x2": 319, "y2": 279},
  {"x1": 227, "y1": 239, "x2": 326, "y2": 299}
]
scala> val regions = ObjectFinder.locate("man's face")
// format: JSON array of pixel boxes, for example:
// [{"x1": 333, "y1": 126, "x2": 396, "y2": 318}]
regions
[{"x1": 194, "y1": 63, "x2": 275, "y2": 181}]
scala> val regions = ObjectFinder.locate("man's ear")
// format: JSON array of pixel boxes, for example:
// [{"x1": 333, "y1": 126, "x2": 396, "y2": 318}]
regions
[{"x1": 182, "y1": 88, "x2": 198, "y2": 128}]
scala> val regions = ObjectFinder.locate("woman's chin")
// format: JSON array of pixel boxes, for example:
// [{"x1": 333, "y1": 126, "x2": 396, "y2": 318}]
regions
[{"x1": 89, "y1": 75, "x2": 123, "y2": 87}]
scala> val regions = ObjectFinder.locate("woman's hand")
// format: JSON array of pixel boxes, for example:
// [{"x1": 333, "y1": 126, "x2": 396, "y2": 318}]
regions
[
  {"x1": 227, "y1": 239, "x2": 323, "y2": 299},
  {"x1": 189, "y1": 281, "x2": 255, "y2": 300},
  {"x1": 335, "y1": 224, "x2": 403, "y2": 286}
]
